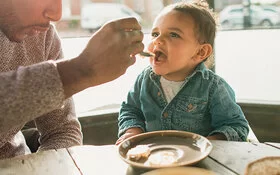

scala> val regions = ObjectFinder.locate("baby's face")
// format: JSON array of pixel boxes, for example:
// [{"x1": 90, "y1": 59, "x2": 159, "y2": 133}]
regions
[{"x1": 147, "y1": 10, "x2": 202, "y2": 81}]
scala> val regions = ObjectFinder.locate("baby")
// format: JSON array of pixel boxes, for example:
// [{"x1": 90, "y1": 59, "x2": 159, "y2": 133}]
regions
[{"x1": 116, "y1": 1, "x2": 249, "y2": 145}]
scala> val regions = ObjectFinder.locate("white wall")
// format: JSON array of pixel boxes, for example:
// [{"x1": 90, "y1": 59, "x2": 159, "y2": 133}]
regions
[{"x1": 215, "y1": 29, "x2": 280, "y2": 104}]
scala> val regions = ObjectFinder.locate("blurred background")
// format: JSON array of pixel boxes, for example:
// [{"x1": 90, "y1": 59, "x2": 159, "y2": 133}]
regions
[{"x1": 56, "y1": 0, "x2": 280, "y2": 37}]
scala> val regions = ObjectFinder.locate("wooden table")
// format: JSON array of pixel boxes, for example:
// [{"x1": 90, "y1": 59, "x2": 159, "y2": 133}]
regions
[{"x1": 0, "y1": 141, "x2": 280, "y2": 175}]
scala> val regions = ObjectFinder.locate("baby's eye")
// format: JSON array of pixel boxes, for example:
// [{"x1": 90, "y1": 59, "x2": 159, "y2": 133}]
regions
[
  {"x1": 170, "y1": 32, "x2": 180, "y2": 38},
  {"x1": 151, "y1": 32, "x2": 159, "y2": 38}
]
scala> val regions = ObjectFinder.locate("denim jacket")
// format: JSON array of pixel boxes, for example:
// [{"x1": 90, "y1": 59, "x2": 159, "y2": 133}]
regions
[{"x1": 118, "y1": 63, "x2": 249, "y2": 141}]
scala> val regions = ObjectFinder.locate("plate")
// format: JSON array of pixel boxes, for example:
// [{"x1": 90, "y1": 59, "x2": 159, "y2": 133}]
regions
[
  {"x1": 118, "y1": 130, "x2": 213, "y2": 169},
  {"x1": 142, "y1": 167, "x2": 216, "y2": 175}
]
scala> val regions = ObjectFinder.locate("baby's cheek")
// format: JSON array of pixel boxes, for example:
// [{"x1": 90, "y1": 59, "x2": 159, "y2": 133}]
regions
[{"x1": 147, "y1": 42, "x2": 154, "y2": 52}]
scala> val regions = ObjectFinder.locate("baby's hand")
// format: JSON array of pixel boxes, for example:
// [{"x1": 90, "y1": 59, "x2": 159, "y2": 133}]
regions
[
  {"x1": 115, "y1": 127, "x2": 143, "y2": 145},
  {"x1": 207, "y1": 133, "x2": 227, "y2": 140},
  {"x1": 115, "y1": 132, "x2": 137, "y2": 145}
]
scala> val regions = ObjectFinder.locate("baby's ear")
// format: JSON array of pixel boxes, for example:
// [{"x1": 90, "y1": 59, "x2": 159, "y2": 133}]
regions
[{"x1": 197, "y1": 43, "x2": 213, "y2": 61}]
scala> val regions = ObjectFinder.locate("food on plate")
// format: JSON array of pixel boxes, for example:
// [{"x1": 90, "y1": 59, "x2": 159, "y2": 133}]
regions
[
  {"x1": 148, "y1": 151, "x2": 178, "y2": 166},
  {"x1": 127, "y1": 145, "x2": 151, "y2": 161}
]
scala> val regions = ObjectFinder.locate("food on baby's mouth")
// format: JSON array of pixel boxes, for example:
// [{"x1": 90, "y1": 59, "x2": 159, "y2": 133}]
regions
[{"x1": 127, "y1": 145, "x2": 151, "y2": 161}]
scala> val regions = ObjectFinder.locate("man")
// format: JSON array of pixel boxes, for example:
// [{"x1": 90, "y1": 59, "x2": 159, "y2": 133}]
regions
[{"x1": 0, "y1": 0, "x2": 144, "y2": 159}]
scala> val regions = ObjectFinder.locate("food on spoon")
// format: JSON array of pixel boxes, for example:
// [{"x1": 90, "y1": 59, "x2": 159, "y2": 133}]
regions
[{"x1": 127, "y1": 145, "x2": 151, "y2": 161}]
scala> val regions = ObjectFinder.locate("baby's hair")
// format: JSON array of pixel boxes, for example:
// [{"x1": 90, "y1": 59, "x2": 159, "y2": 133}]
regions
[
  {"x1": 159, "y1": 0, "x2": 217, "y2": 66},
  {"x1": 168, "y1": 0, "x2": 217, "y2": 47}
]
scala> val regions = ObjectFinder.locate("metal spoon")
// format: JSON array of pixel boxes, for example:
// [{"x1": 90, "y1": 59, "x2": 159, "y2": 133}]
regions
[{"x1": 139, "y1": 51, "x2": 155, "y2": 57}]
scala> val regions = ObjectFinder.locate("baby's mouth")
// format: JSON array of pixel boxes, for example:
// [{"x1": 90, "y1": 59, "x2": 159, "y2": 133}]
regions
[{"x1": 154, "y1": 51, "x2": 165, "y2": 61}]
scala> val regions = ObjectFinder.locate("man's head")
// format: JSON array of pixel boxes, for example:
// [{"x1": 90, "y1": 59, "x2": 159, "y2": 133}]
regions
[{"x1": 0, "y1": 0, "x2": 62, "y2": 42}]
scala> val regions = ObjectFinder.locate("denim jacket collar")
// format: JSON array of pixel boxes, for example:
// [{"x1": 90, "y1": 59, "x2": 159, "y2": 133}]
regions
[
  {"x1": 188, "y1": 62, "x2": 210, "y2": 80},
  {"x1": 149, "y1": 62, "x2": 210, "y2": 83}
]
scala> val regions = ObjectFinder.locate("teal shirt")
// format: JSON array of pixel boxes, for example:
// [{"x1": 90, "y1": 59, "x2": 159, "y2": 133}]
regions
[{"x1": 118, "y1": 63, "x2": 249, "y2": 141}]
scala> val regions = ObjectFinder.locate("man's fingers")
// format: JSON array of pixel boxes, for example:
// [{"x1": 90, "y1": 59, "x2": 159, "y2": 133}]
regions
[
  {"x1": 124, "y1": 30, "x2": 144, "y2": 44},
  {"x1": 115, "y1": 17, "x2": 142, "y2": 31},
  {"x1": 128, "y1": 42, "x2": 145, "y2": 56},
  {"x1": 122, "y1": 30, "x2": 144, "y2": 57}
]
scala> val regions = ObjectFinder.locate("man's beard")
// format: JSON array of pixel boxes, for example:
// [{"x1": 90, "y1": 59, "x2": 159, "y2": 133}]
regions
[{"x1": 0, "y1": 9, "x2": 23, "y2": 42}]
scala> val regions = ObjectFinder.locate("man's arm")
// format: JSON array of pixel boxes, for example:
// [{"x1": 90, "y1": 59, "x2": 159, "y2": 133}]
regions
[
  {"x1": 0, "y1": 18, "x2": 144, "y2": 133},
  {"x1": 35, "y1": 98, "x2": 82, "y2": 150},
  {"x1": 57, "y1": 18, "x2": 144, "y2": 98},
  {"x1": 0, "y1": 61, "x2": 65, "y2": 134},
  {"x1": 34, "y1": 25, "x2": 82, "y2": 150}
]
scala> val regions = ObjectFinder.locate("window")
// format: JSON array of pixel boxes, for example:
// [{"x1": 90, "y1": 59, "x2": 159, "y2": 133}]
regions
[{"x1": 57, "y1": 0, "x2": 280, "y2": 115}]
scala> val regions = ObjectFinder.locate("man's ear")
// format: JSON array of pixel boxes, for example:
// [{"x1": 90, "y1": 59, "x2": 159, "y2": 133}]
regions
[{"x1": 196, "y1": 44, "x2": 213, "y2": 61}]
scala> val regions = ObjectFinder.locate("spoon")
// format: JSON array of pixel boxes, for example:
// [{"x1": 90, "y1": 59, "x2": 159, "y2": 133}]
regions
[{"x1": 139, "y1": 51, "x2": 155, "y2": 57}]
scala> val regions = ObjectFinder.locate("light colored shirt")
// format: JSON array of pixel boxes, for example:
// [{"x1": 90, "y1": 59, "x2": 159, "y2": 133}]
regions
[
  {"x1": 160, "y1": 76, "x2": 184, "y2": 103},
  {"x1": 0, "y1": 25, "x2": 82, "y2": 159}
]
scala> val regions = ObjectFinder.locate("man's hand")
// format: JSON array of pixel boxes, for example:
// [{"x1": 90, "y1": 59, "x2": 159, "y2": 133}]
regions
[
  {"x1": 115, "y1": 127, "x2": 143, "y2": 145},
  {"x1": 57, "y1": 17, "x2": 144, "y2": 98}
]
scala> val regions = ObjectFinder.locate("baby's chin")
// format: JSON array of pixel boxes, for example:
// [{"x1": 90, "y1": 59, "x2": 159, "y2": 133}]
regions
[{"x1": 151, "y1": 67, "x2": 165, "y2": 76}]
